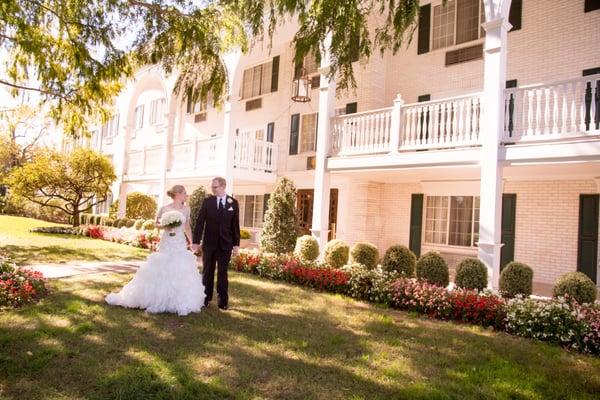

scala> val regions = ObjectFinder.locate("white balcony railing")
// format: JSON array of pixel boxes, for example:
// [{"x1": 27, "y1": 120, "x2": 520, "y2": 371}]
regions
[
  {"x1": 126, "y1": 145, "x2": 164, "y2": 175},
  {"x1": 401, "y1": 93, "x2": 482, "y2": 150},
  {"x1": 331, "y1": 107, "x2": 393, "y2": 155},
  {"x1": 504, "y1": 74, "x2": 600, "y2": 142},
  {"x1": 234, "y1": 133, "x2": 277, "y2": 172}
]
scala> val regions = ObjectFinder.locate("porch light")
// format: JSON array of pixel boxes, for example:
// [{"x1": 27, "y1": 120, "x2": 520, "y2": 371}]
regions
[{"x1": 291, "y1": 68, "x2": 311, "y2": 103}]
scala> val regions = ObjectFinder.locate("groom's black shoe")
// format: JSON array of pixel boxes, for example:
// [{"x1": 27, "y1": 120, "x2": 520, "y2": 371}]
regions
[
  {"x1": 203, "y1": 299, "x2": 210, "y2": 308},
  {"x1": 218, "y1": 304, "x2": 228, "y2": 310}
]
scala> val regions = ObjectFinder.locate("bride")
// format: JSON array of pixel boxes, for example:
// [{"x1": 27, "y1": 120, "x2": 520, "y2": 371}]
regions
[{"x1": 105, "y1": 185, "x2": 205, "y2": 316}]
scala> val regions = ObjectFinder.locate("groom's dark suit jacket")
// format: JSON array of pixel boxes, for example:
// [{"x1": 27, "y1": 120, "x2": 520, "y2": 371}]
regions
[{"x1": 193, "y1": 195, "x2": 240, "y2": 251}]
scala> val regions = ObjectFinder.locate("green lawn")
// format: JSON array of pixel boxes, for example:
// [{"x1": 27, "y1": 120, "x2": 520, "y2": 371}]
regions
[
  {"x1": 1, "y1": 272, "x2": 599, "y2": 400},
  {"x1": 0, "y1": 215, "x2": 148, "y2": 265}
]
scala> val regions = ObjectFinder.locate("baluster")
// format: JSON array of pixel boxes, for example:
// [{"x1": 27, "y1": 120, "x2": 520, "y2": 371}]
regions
[
  {"x1": 432, "y1": 103, "x2": 439, "y2": 145},
  {"x1": 592, "y1": 79, "x2": 599, "y2": 132},
  {"x1": 443, "y1": 102, "x2": 451, "y2": 144},
  {"x1": 579, "y1": 81, "x2": 587, "y2": 132},
  {"x1": 525, "y1": 90, "x2": 533, "y2": 137},
  {"x1": 552, "y1": 86, "x2": 559, "y2": 135},
  {"x1": 408, "y1": 108, "x2": 416, "y2": 146},
  {"x1": 561, "y1": 84, "x2": 568, "y2": 133},
  {"x1": 414, "y1": 106, "x2": 423, "y2": 146},
  {"x1": 451, "y1": 101, "x2": 458, "y2": 144},
  {"x1": 463, "y1": 99, "x2": 472, "y2": 141},
  {"x1": 457, "y1": 100, "x2": 465, "y2": 143},
  {"x1": 570, "y1": 82, "x2": 578, "y2": 132},
  {"x1": 535, "y1": 88, "x2": 542, "y2": 136},
  {"x1": 544, "y1": 88, "x2": 551, "y2": 135}
]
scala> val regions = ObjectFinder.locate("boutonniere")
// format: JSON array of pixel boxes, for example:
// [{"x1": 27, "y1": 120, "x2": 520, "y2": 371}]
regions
[{"x1": 226, "y1": 198, "x2": 233, "y2": 204}]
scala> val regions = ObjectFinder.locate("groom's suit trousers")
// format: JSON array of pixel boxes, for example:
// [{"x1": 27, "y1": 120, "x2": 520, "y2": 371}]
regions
[{"x1": 202, "y1": 246, "x2": 230, "y2": 306}]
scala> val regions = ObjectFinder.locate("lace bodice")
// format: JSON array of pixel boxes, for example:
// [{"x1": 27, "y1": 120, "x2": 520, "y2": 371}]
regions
[{"x1": 157, "y1": 205, "x2": 190, "y2": 254}]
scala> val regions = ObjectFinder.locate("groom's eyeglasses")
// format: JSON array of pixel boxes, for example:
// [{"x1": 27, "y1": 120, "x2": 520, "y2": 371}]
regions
[{"x1": 211, "y1": 185, "x2": 220, "y2": 189}]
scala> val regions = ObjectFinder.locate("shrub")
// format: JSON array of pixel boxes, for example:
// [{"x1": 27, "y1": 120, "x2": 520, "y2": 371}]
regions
[
  {"x1": 260, "y1": 177, "x2": 299, "y2": 254},
  {"x1": 125, "y1": 192, "x2": 157, "y2": 220},
  {"x1": 499, "y1": 261, "x2": 533, "y2": 298},
  {"x1": 105, "y1": 219, "x2": 114, "y2": 227},
  {"x1": 455, "y1": 258, "x2": 488, "y2": 291},
  {"x1": 553, "y1": 272, "x2": 597, "y2": 304},
  {"x1": 294, "y1": 235, "x2": 320, "y2": 262},
  {"x1": 324, "y1": 239, "x2": 350, "y2": 269},
  {"x1": 350, "y1": 242, "x2": 379, "y2": 270},
  {"x1": 382, "y1": 245, "x2": 416, "y2": 277},
  {"x1": 115, "y1": 218, "x2": 127, "y2": 228},
  {"x1": 141, "y1": 220, "x2": 156, "y2": 231},
  {"x1": 125, "y1": 218, "x2": 135, "y2": 228},
  {"x1": 0, "y1": 258, "x2": 48, "y2": 307},
  {"x1": 416, "y1": 251, "x2": 449, "y2": 287},
  {"x1": 133, "y1": 219, "x2": 145, "y2": 230},
  {"x1": 30, "y1": 226, "x2": 76, "y2": 235},
  {"x1": 240, "y1": 229, "x2": 252, "y2": 240},
  {"x1": 189, "y1": 186, "x2": 207, "y2": 234},
  {"x1": 343, "y1": 263, "x2": 376, "y2": 301},
  {"x1": 109, "y1": 200, "x2": 119, "y2": 218}
]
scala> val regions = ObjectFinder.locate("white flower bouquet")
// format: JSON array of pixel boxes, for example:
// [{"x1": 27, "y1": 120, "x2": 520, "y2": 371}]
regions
[{"x1": 160, "y1": 210, "x2": 183, "y2": 236}]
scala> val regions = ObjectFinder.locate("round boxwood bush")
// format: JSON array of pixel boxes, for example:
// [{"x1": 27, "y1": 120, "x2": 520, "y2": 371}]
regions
[
  {"x1": 125, "y1": 219, "x2": 135, "y2": 228},
  {"x1": 553, "y1": 272, "x2": 597, "y2": 304},
  {"x1": 382, "y1": 245, "x2": 416, "y2": 277},
  {"x1": 416, "y1": 251, "x2": 449, "y2": 287},
  {"x1": 141, "y1": 220, "x2": 156, "y2": 231},
  {"x1": 499, "y1": 261, "x2": 533, "y2": 298},
  {"x1": 350, "y1": 242, "x2": 379, "y2": 270},
  {"x1": 294, "y1": 235, "x2": 320, "y2": 262},
  {"x1": 105, "y1": 219, "x2": 114, "y2": 227},
  {"x1": 133, "y1": 219, "x2": 145, "y2": 230},
  {"x1": 240, "y1": 229, "x2": 252, "y2": 240},
  {"x1": 324, "y1": 239, "x2": 350, "y2": 269},
  {"x1": 455, "y1": 258, "x2": 488, "y2": 291},
  {"x1": 115, "y1": 218, "x2": 126, "y2": 228}
]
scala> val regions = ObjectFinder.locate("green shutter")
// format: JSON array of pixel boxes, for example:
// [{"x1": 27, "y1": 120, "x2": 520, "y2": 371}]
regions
[
  {"x1": 578, "y1": 194, "x2": 599, "y2": 283},
  {"x1": 263, "y1": 193, "x2": 271, "y2": 222},
  {"x1": 271, "y1": 56, "x2": 280, "y2": 92},
  {"x1": 500, "y1": 194, "x2": 517, "y2": 270},
  {"x1": 409, "y1": 194, "x2": 424, "y2": 257},
  {"x1": 289, "y1": 114, "x2": 300, "y2": 155},
  {"x1": 417, "y1": 5, "x2": 431, "y2": 55},
  {"x1": 509, "y1": 0, "x2": 523, "y2": 31}
]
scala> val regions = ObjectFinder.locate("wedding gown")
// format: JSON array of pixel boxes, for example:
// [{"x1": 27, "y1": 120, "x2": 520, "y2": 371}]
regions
[{"x1": 105, "y1": 211, "x2": 205, "y2": 316}]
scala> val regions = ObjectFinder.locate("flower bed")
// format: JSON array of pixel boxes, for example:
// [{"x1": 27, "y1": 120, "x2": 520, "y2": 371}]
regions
[
  {"x1": 231, "y1": 249, "x2": 600, "y2": 355},
  {"x1": 30, "y1": 225, "x2": 160, "y2": 251},
  {"x1": 0, "y1": 257, "x2": 48, "y2": 308}
]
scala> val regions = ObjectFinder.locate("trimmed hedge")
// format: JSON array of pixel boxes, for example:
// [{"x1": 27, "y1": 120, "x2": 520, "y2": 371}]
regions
[
  {"x1": 553, "y1": 272, "x2": 597, "y2": 304},
  {"x1": 324, "y1": 239, "x2": 350, "y2": 269},
  {"x1": 416, "y1": 251, "x2": 449, "y2": 287},
  {"x1": 455, "y1": 258, "x2": 488, "y2": 291},
  {"x1": 350, "y1": 242, "x2": 379, "y2": 270},
  {"x1": 382, "y1": 245, "x2": 416, "y2": 277},
  {"x1": 294, "y1": 235, "x2": 320, "y2": 262},
  {"x1": 499, "y1": 261, "x2": 533, "y2": 298}
]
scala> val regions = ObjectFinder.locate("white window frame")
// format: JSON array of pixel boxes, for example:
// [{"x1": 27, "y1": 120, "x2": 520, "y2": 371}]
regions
[
  {"x1": 238, "y1": 195, "x2": 264, "y2": 229},
  {"x1": 241, "y1": 59, "x2": 274, "y2": 100},
  {"x1": 149, "y1": 98, "x2": 166, "y2": 125},
  {"x1": 101, "y1": 113, "x2": 120, "y2": 142},
  {"x1": 134, "y1": 105, "x2": 144, "y2": 131},
  {"x1": 430, "y1": 0, "x2": 485, "y2": 52},
  {"x1": 424, "y1": 195, "x2": 480, "y2": 249},
  {"x1": 186, "y1": 93, "x2": 213, "y2": 115},
  {"x1": 299, "y1": 112, "x2": 318, "y2": 153}
]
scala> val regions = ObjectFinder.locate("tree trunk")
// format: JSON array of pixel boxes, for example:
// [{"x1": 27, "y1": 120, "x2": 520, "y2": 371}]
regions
[{"x1": 72, "y1": 207, "x2": 80, "y2": 227}]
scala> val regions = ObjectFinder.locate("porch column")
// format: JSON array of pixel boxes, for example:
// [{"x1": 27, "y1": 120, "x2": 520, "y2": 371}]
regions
[
  {"x1": 388, "y1": 94, "x2": 404, "y2": 154},
  {"x1": 311, "y1": 34, "x2": 336, "y2": 252},
  {"x1": 156, "y1": 114, "x2": 172, "y2": 206},
  {"x1": 478, "y1": 0, "x2": 512, "y2": 290},
  {"x1": 117, "y1": 124, "x2": 133, "y2": 217},
  {"x1": 222, "y1": 101, "x2": 236, "y2": 194}
]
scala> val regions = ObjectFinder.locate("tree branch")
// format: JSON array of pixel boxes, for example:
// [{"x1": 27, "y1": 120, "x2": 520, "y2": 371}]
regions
[{"x1": 0, "y1": 79, "x2": 70, "y2": 100}]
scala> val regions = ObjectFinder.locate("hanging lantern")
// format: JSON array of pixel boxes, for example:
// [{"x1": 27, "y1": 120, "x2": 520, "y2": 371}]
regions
[{"x1": 291, "y1": 68, "x2": 311, "y2": 103}]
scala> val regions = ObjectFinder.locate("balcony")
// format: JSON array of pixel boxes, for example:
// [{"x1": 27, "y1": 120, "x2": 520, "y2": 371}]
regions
[
  {"x1": 125, "y1": 145, "x2": 163, "y2": 176},
  {"x1": 328, "y1": 74, "x2": 600, "y2": 170}
]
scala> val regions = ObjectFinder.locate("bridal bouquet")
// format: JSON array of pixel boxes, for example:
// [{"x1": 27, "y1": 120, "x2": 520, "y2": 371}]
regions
[{"x1": 160, "y1": 210, "x2": 183, "y2": 236}]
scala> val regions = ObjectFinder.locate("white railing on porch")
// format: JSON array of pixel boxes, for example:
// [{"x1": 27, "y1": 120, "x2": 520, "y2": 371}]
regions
[
  {"x1": 330, "y1": 94, "x2": 482, "y2": 156},
  {"x1": 234, "y1": 134, "x2": 277, "y2": 172},
  {"x1": 170, "y1": 137, "x2": 222, "y2": 171},
  {"x1": 331, "y1": 107, "x2": 393, "y2": 155},
  {"x1": 126, "y1": 145, "x2": 163, "y2": 175},
  {"x1": 504, "y1": 74, "x2": 600, "y2": 142},
  {"x1": 401, "y1": 94, "x2": 482, "y2": 150}
]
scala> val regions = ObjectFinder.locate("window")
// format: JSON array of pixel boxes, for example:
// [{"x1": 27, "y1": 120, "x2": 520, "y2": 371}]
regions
[
  {"x1": 101, "y1": 113, "x2": 120, "y2": 138},
  {"x1": 187, "y1": 93, "x2": 212, "y2": 115},
  {"x1": 424, "y1": 195, "x2": 480, "y2": 247},
  {"x1": 241, "y1": 59, "x2": 278, "y2": 99},
  {"x1": 300, "y1": 113, "x2": 318, "y2": 153},
  {"x1": 150, "y1": 98, "x2": 166, "y2": 125},
  {"x1": 429, "y1": 0, "x2": 486, "y2": 51},
  {"x1": 295, "y1": 52, "x2": 320, "y2": 79},
  {"x1": 134, "y1": 105, "x2": 144, "y2": 130},
  {"x1": 238, "y1": 195, "x2": 264, "y2": 228}
]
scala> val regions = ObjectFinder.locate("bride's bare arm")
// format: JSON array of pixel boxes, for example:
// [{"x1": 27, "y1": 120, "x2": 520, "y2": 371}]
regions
[
  {"x1": 184, "y1": 207, "x2": 193, "y2": 244},
  {"x1": 155, "y1": 206, "x2": 164, "y2": 229}
]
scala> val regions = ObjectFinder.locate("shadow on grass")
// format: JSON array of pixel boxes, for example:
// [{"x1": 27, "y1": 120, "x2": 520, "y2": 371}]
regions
[
  {"x1": 1, "y1": 272, "x2": 599, "y2": 400},
  {"x1": 0, "y1": 245, "x2": 147, "y2": 265}
]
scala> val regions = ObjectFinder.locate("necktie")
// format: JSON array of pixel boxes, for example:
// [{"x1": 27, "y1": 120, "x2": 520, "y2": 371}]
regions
[{"x1": 219, "y1": 198, "x2": 224, "y2": 211}]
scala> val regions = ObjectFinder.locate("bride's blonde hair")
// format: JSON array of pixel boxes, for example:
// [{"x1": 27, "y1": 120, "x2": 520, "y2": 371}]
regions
[{"x1": 166, "y1": 185, "x2": 185, "y2": 199}]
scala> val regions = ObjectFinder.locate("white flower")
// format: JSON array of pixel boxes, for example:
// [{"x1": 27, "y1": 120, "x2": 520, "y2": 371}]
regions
[
  {"x1": 227, "y1": 197, "x2": 233, "y2": 204},
  {"x1": 160, "y1": 210, "x2": 183, "y2": 228}
]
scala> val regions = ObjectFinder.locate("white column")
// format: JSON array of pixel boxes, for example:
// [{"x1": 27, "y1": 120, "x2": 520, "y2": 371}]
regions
[
  {"x1": 156, "y1": 114, "x2": 172, "y2": 206},
  {"x1": 478, "y1": 0, "x2": 512, "y2": 290},
  {"x1": 222, "y1": 101, "x2": 236, "y2": 194},
  {"x1": 311, "y1": 34, "x2": 337, "y2": 252},
  {"x1": 388, "y1": 94, "x2": 404, "y2": 154},
  {"x1": 117, "y1": 124, "x2": 133, "y2": 218}
]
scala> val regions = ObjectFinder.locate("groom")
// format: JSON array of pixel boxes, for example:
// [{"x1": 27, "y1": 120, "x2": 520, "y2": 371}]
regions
[{"x1": 192, "y1": 177, "x2": 240, "y2": 310}]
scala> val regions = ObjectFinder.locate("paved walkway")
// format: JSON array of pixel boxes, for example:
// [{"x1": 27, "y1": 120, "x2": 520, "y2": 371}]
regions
[{"x1": 27, "y1": 260, "x2": 144, "y2": 278}]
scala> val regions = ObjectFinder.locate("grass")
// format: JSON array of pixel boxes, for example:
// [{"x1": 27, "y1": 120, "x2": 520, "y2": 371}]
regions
[
  {"x1": 0, "y1": 215, "x2": 148, "y2": 265},
  {"x1": 1, "y1": 271, "x2": 599, "y2": 399}
]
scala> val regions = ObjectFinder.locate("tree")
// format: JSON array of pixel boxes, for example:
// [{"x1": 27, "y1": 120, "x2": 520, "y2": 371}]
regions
[
  {"x1": 188, "y1": 186, "x2": 207, "y2": 234},
  {"x1": 125, "y1": 192, "x2": 157, "y2": 220},
  {"x1": 260, "y1": 176, "x2": 299, "y2": 254},
  {"x1": 1, "y1": 0, "x2": 424, "y2": 136},
  {"x1": 6, "y1": 148, "x2": 116, "y2": 226}
]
